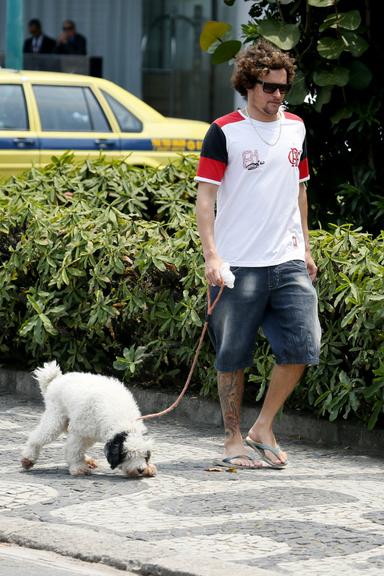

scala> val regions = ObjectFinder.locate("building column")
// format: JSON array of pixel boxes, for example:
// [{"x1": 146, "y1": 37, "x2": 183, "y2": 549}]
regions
[
  {"x1": 234, "y1": 0, "x2": 249, "y2": 110},
  {"x1": 5, "y1": 0, "x2": 23, "y2": 69}
]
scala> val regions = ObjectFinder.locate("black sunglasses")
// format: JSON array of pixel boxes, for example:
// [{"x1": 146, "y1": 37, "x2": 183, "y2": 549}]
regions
[
  {"x1": 63, "y1": 26, "x2": 74, "y2": 31},
  {"x1": 255, "y1": 79, "x2": 291, "y2": 95}
]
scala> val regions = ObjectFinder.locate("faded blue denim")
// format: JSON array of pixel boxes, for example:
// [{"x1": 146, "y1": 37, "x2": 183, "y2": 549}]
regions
[{"x1": 208, "y1": 260, "x2": 321, "y2": 371}]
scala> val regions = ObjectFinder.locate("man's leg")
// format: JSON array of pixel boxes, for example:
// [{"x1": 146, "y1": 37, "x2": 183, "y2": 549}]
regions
[
  {"x1": 247, "y1": 363, "x2": 305, "y2": 464},
  {"x1": 218, "y1": 369, "x2": 262, "y2": 468},
  {"x1": 249, "y1": 260, "x2": 321, "y2": 465}
]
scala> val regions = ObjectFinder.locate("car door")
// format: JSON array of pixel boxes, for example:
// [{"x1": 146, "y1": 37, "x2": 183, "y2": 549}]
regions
[
  {"x1": 99, "y1": 89, "x2": 157, "y2": 166},
  {"x1": 0, "y1": 83, "x2": 40, "y2": 178},
  {"x1": 31, "y1": 84, "x2": 120, "y2": 167}
]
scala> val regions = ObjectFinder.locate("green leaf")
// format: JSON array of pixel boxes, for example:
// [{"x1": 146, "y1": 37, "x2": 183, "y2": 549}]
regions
[
  {"x1": 211, "y1": 40, "x2": 242, "y2": 64},
  {"x1": 308, "y1": 0, "x2": 339, "y2": 7},
  {"x1": 314, "y1": 86, "x2": 333, "y2": 112},
  {"x1": 40, "y1": 313, "x2": 58, "y2": 335},
  {"x1": 340, "y1": 31, "x2": 369, "y2": 57},
  {"x1": 200, "y1": 21, "x2": 231, "y2": 51},
  {"x1": 152, "y1": 257, "x2": 166, "y2": 271},
  {"x1": 258, "y1": 19, "x2": 300, "y2": 50},
  {"x1": 19, "y1": 319, "x2": 38, "y2": 337},
  {"x1": 285, "y1": 71, "x2": 307, "y2": 105},
  {"x1": 61, "y1": 268, "x2": 70, "y2": 285},
  {"x1": 67, "y1": 267, "x2": 86, "y2": 277},
  {"x1": 338, "y1": 370, "x2": 350, "y2": 386},
  {"x1": 317, "y1": 37, "x2": 345, "y2": 59},
  {"x1": 364, "y1": 381, "x2": 384, "y2": 399},
  {"x1": 113, "y1": 357, "x2": 129, "y2": 371},
  {"x1": 319, "y1": 10, "x2": 361, "y2": 32},
  {"x1": 26, "y1": 295, "x2": 43, "y2": 315},
  {"x1": 367, "y1": 401, "x2": 382, "y2": 431},
  {"x1": 190, "y1": 308, "x2": 202, "y2": 325},
  {"x1": 329, "y1": 407, "x2": 340, "y2": 421},
  {"x1": 49, "y1": 305, "x2": 67, "y2": 315},
  {"x1": 349, "y1": 392, "x2": 359, "y2": 412},
  {"x1": 313, "y1": 66, "x2": 349, "y2": 87},
  {"x1": 340, "y1": 307, "x2": 358, "y2": 327},
  {"x1": 108, "y1": 209, "x2": 118, "y2": 226},
  {"x1": 330, "y1": 106, "x2": 353, "y2": 124},
  {"x1": 346, "y1": 60, "x2": 372, "y2": 90}
]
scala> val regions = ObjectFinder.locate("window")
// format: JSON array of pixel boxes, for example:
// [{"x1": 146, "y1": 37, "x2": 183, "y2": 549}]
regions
[
  {"x1": 33, "y1": 85, "x2": 111, "y2": 132},
  {"x1": 102, "y1": 91, "x2": 142, "y2": 132},
  {"x1": 0, "y1": 85, "x2": 28, "y2": 130}
]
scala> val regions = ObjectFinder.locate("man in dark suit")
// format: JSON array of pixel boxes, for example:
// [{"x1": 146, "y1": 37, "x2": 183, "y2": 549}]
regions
[
  {"x1": 54, "y1": 20, "x2": 87, "y2": 55},
  {"x1": 23, "y1": 19, "x2": 56, "y2": 54}
]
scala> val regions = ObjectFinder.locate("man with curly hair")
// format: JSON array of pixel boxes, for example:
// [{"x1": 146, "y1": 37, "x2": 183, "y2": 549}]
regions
[{"x1": 195, "y1": 39, "x2": 321, "y2": 469}]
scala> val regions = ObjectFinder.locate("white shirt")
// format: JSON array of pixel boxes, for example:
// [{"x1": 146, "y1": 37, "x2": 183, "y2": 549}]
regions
[
  {"x1": 195, "y1": 109, "x2": 310, "y2": 267},
  {"x1": 32, "y1": 35, "x2": 43, "y2": 53}
]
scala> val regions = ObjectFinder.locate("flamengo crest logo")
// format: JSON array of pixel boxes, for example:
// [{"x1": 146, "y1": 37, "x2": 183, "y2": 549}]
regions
[{"x1": 288, "y1": 147, "x2": 301, "y2": 167}]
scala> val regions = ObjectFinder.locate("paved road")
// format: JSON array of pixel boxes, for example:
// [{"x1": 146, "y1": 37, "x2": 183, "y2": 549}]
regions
[{"x1": 1, "y1": 394, "x2": 384, "y2": 575}]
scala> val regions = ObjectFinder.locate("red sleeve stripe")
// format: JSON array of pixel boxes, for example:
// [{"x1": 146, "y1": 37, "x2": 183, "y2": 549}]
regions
[
  {"x1": 215, "y1": 111, "x2": 245, "y2": 128},
  {"x1": 196, "y1": 156, "x2": 227, "y2": 183},
  {"x1": 283, "y1": 111, "x2": 304, "y2": 123},
  {"x1": 299, "y1": 157, "x2": 309, "y2": 181}
]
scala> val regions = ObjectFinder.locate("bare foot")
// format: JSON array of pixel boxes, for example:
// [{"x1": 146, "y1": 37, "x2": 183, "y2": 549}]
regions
[
  {"x1": 223, "y1": 441, "x2": 263, "y2": 468},
  {"x1": 246, "y1": 428, "x2": 287, "y2": 466},
  {"x1": 222, "y1": 455, "x2": 264, "y2": 469}
]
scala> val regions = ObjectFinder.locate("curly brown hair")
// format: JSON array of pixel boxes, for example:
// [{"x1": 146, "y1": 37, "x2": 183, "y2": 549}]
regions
[{"x1": 232, "y1": 39, "x2": 296, "y2": 97}]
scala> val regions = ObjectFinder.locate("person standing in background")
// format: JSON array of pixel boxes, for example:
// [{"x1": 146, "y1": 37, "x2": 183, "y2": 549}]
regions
[
  {"x1": 23, "y1": 19, "x2": 56, "y2": 54},
  {"x1": 54, "y1": 20, "x2": 87, "y2": 55}
]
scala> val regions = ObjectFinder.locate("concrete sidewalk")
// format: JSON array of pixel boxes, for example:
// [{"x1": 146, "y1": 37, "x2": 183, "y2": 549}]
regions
[
  {"x1": 0, "y1": 543, "x2": 138, "y2": 576},
  {"x1": 1, "y1": 393, "x2": 384, "y2": 575}
]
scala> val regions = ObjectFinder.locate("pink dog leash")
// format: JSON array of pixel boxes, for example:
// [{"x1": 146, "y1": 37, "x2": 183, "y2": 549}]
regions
[{"x1": 138, "y1": 283, "x2": 225, "y2": 421}]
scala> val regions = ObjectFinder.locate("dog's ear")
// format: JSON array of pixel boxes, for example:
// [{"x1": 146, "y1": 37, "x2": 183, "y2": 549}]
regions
[{"x1": 104, "y1": 432, "x2": 128, "y2": 469}]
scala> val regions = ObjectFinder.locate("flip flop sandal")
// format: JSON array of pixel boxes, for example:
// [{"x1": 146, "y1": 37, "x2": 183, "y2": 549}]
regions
[
  {"x1": 213, "y1": 454, "x2": 264, "y2": 469},
  {"x1": 245, "y1": 437, "x2": 287, "y2": 469}
]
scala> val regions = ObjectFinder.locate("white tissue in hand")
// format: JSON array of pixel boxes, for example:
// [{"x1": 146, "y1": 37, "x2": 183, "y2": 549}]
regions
[{"x1": 220, "y1": 262, "x2": 235, "y2": 289}]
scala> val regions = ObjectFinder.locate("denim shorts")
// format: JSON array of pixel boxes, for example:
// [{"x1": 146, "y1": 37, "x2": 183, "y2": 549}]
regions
[{"x1": 208, "y1": 260, "x2": 321, "y2": 371}]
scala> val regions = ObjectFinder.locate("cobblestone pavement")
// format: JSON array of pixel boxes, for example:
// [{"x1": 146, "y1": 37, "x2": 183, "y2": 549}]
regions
[{"x1": 1, "y1": 394, "x2": 384, "y2": 575}]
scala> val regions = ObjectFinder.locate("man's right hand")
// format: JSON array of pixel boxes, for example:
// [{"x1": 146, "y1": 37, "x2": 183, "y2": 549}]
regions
[{"x1": 205, "y1": 256, "x2": 224, "y2": 286}]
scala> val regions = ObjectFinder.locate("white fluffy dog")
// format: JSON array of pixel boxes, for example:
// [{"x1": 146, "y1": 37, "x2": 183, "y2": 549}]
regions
[{"x1": 21, "y1": 361, "x2": 156, "y2": 478}]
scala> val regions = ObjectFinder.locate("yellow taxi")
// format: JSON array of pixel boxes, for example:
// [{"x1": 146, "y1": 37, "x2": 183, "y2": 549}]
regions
[{"x1": 0, "y1": 69, "x2": 209, "y2": 178}]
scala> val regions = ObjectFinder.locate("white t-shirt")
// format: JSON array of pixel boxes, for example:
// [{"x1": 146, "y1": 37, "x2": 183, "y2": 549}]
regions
[{"x1": 195, "y1": 109, "x2": 310, "y2": 267}]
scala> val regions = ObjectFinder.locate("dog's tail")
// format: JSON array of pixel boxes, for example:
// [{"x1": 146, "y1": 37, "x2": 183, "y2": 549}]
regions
[{"x1": 33, "y1": 360, "x2": 62, "y2": 394}]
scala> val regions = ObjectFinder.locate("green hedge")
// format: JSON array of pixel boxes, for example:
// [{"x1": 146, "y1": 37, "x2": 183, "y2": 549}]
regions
[{"x1": 0, "y1": 154, "x2": 383, "y2": 428}]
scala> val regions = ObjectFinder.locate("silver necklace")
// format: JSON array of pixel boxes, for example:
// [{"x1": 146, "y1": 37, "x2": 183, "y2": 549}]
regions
[{"x1": 244, "y1": 106, "x2": 282, "y2": 147}]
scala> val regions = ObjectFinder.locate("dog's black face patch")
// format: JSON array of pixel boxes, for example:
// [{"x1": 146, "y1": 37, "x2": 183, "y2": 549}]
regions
[{"x1": 104, "y1": 432, "x2": 128, "y2": 469}]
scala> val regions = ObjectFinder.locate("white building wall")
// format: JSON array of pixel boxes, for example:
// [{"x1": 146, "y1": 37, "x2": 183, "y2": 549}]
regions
[{"x1": 0, "y1": 0, "x2": 143, "y2": 96}]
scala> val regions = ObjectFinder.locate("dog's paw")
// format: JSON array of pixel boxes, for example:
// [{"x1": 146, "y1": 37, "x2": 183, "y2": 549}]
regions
[
  {"x1": 69, "y1": 464, "x2": 91, "y2": 476},
  {"x1": 85, "y1": 456, "x2": 98, "y2": 469},
  {"x1": 21, "y1": 457, "x2": 35, "y2": 470},
  {"x1": 143, "y1": 463, "x2": 157, "y2": 477}
]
